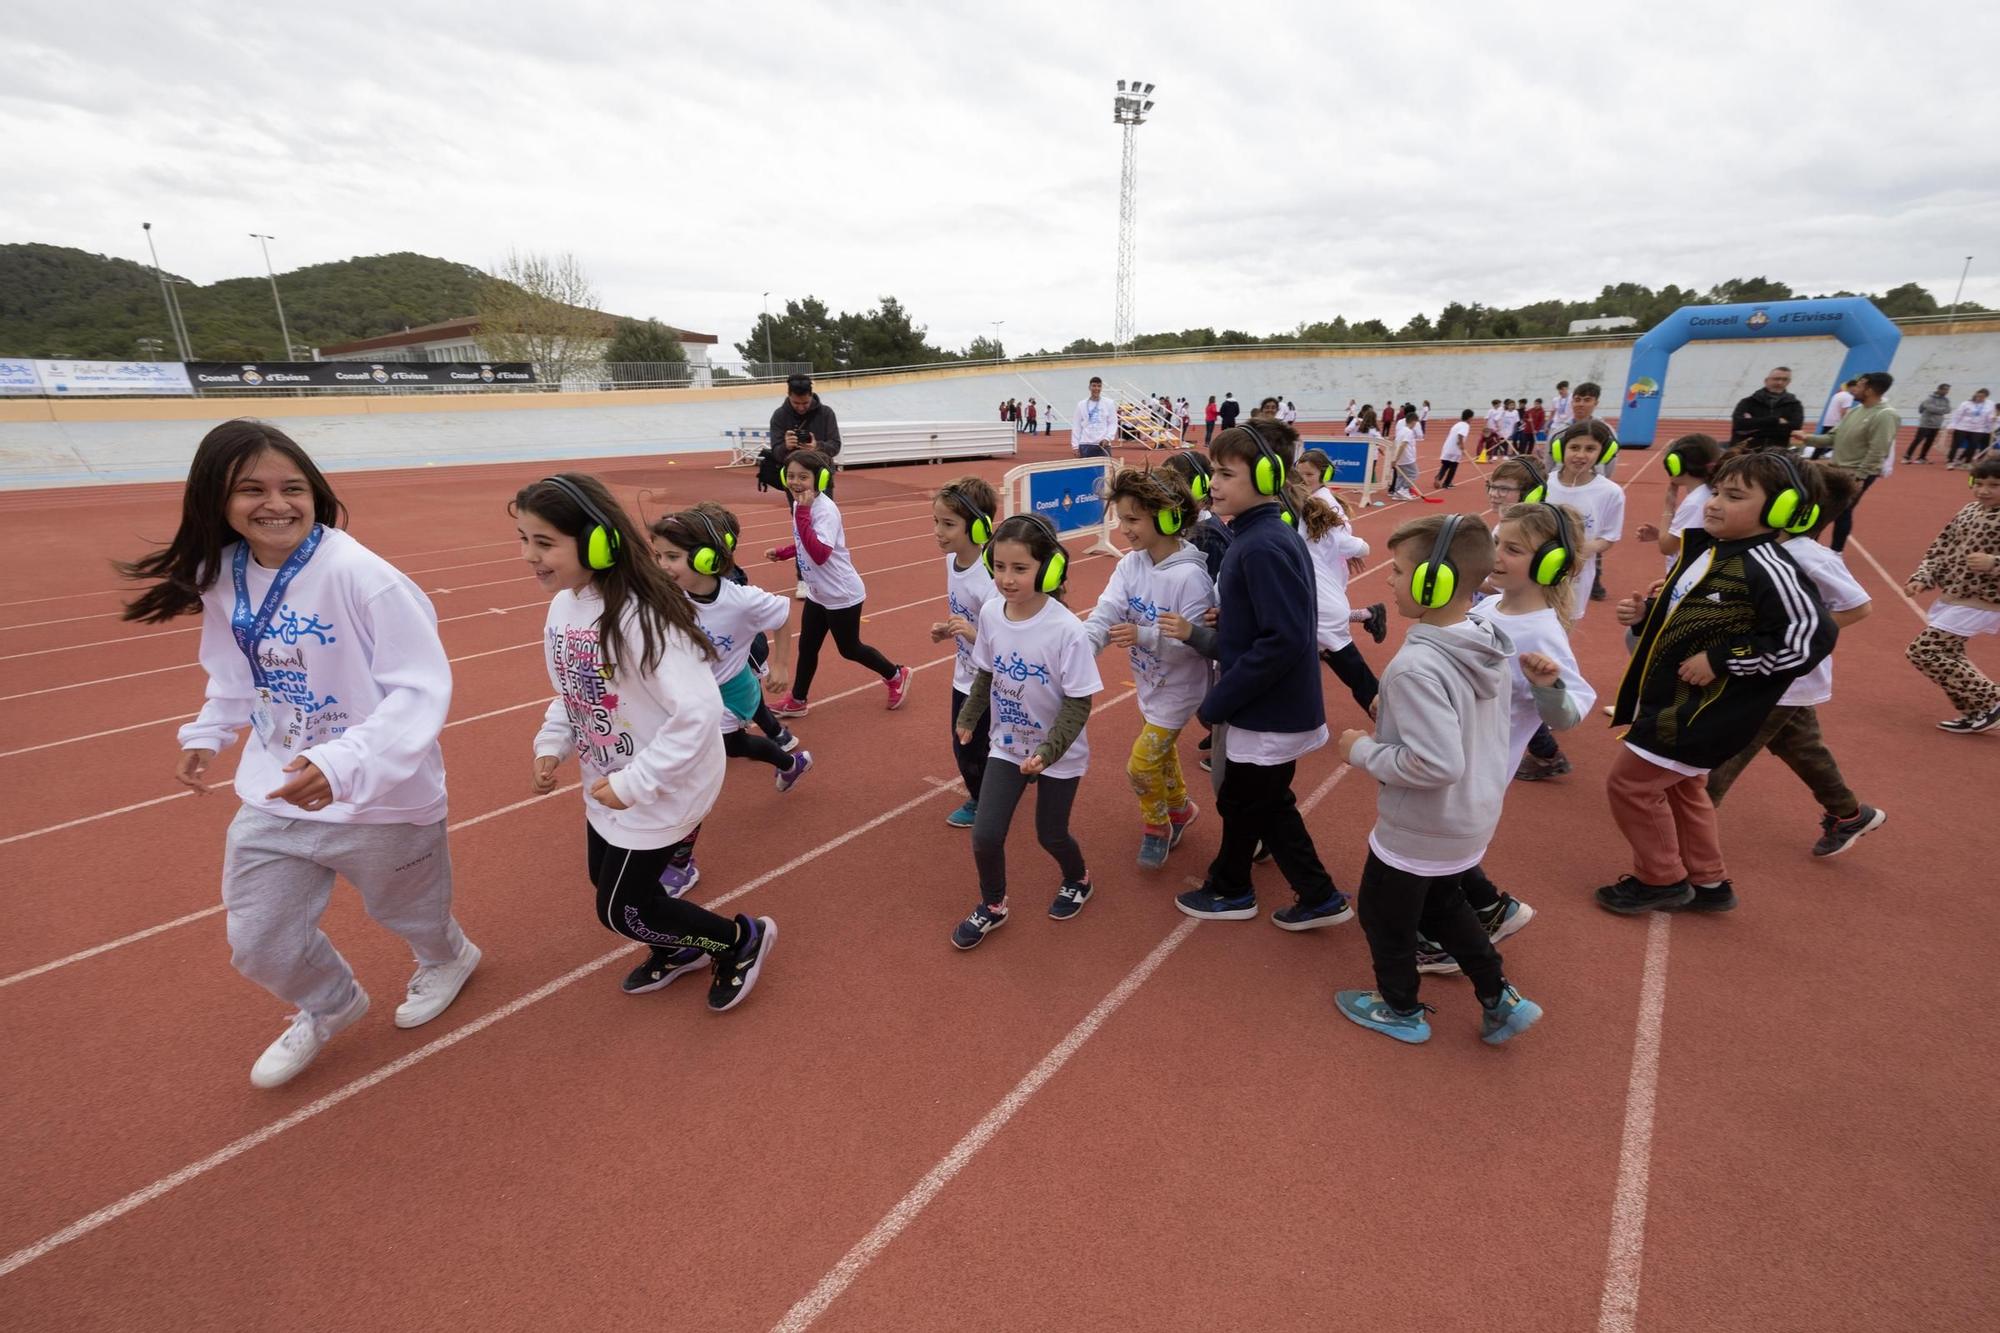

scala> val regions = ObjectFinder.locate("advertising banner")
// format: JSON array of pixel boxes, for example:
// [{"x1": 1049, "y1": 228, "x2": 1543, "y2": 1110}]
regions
[
  {"x1": 1026, "y1": 460, "x2": 1109, "y2": 534},
  {"x1": 186, "y1": 361, "x2": 536, "y2": 389},
  {"x1": 0, "y1": 358, "x2": 42, "y2": 395},
  {"x1": 37, "y1": 360, "x2": 194, "y2": 396},
  {"x1": 1302, "y1": 438, "x2": 1374, "y2": 485}
]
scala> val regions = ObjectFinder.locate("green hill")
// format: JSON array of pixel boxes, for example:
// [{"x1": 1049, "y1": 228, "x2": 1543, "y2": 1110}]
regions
[{"x1": 0, "y1": 245, "x2": 502, "y2": 360}]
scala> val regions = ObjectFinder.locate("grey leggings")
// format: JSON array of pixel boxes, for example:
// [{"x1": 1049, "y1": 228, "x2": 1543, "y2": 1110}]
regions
[{"x1": 971, "y1": 756, "x2": 1086, "y2": 906}]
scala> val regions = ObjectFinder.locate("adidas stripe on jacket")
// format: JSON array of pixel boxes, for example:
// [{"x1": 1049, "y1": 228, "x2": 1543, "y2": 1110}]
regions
[{"x1": 1611, "y1": 528, "x2": 1835, "y2": 770}]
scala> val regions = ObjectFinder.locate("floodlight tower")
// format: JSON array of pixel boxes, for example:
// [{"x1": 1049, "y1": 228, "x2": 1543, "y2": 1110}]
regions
[{"x1": 1111, "y1": 79, "x2": 1156, "y2": 357}]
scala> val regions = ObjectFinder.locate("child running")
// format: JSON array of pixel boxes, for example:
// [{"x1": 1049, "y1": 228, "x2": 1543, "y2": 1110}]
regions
[
  {"x1": 1301, "y1": 447, "x2": 1388, "y2": 646},
  {"x1": 929, "y1": 476, "x2": 1001, "y2": 829},
  {"x1": 519, "y1": 474, "x2": 776, "y2": 1007},
  {"x1": 1545, "y1": 420, "x2": 1625, "y2": 617},
  {"x1": 650, "y1": 504, "x2": 813, "y2": 793},
  {"x1": 764, "y1": 448, "x2": 911, "y2": 717},
  {"x1": 1903, "y1": 454, "x2": 2000, "y2": 732},
  {"x1": 1295, "y1": 472, "x2": 1381, "y2": 715},
  {"x1": 1170, "y1": 420, "x2": 1352, "y2": 930},
  {"x1": 1083, "y1": 468, "x2": 1215, "y2": 868},
  {"x1": 1416, "y1": 500, "x2": 1596, "y2": 976},
  {"x1": 1335, "y1": 513, "x2": 1544, "y2": 1045},
  {"x1": 1599, "y1": 451, "x2": 1834, "y2": 913},
  {"x1": 1436, "y1": 409, "x2": 1472, "y2": 490},
  {"x1": 951, "y1": 515, "x2": 1103, "y2": 948},
  {"x1": 126, "y1": 420, "x2": 478, "y2": 1088},
  {"x1": 1634, "y1": 434, "x2": 1723, "y2": 571},
  {"x1": 1704, "y1": 465, "x2": 1885, "y2": 853}
]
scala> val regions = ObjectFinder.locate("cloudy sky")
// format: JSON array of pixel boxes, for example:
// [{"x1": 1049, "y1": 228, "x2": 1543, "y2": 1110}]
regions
[{"x1": 7, "y1": 0, "x2": 1995, "y2": 360}]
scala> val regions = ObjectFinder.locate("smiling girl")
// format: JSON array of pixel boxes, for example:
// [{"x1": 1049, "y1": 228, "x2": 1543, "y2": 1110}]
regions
[
  {"x1": 123, "y1": 419, "x2": 478, "y2": 1089},
  {"x1": 518, "y1": 473, "x2": 776, "y2": 1009},
  {"x1": 949, "y1": 514, "x2": 1103, "y2": 948}
]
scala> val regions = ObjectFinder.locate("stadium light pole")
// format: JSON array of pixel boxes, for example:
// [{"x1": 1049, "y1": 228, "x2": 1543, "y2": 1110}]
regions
[
  {"x1": 249, "y1": 233, "x2": 294, "y2": 360},
  {"x1": 762, "y1": 291, "x2": 775, "y2": 376},
  {"x1": 990, "y1": 319, "x2": 1004, "y2": 360},
  {"x1": 1110, "y1": 79, "x2": 1157, "y2": 357},
  {"x1": 141, "y1": 222, "x2": 192, "y2": 361},
  {"x1": 163, "y1": 278, "x2": 197, "y2": 359},
  {"x1": 1948, "y1": 255, "x2": 1974, "y2": 330}
]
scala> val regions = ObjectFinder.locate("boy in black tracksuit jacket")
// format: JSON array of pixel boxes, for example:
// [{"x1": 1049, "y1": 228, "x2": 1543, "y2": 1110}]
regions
[
  {"x1": 1598, "y1": 451, "x2": 1835, "y2": 913},
  {"x1": 1168, "y1": 422, "x2": 1351, "y2": 929}
]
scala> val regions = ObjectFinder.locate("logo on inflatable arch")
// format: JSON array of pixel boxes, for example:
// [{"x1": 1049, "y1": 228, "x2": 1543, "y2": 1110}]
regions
[
  {"x1": 1625, "y1": 376, "x2": 1660, "y2": 408},
  {"x1": 1747, "y1": 308, "x2": 1771, "y2": 331}
]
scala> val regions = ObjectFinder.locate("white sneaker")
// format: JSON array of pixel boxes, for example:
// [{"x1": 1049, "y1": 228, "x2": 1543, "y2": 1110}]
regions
[
  {"x1": 250, "y1": 985, "x2": 369, "y2": 1089},
  {"x1": 394, "y1": 939, "x2": 482, "y2": 1029}
]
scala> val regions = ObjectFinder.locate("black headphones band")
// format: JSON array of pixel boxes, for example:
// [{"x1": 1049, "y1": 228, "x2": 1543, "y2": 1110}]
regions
[
  {"x1": 681, "y1": 508, "x2": 728, "y2": 555},
  {"x1": 543, "y1": 475, "x2": 614, "y2": 533},
  {"x1": 943, "y1": 487, "x2": 991, "y2": 532}
]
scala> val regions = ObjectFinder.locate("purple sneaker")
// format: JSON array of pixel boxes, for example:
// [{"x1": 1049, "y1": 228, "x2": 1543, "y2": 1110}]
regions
[
  {"x1": 658, "y1": 858, "x2": 700, "y2": 896},
  {"x1": 775, "y1": 749, "x2": 814, "y2": 793}
]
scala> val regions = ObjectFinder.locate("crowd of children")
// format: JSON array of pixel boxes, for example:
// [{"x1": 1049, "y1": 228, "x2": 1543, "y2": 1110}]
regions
[{"x1": 124, "y1": 398, "x2": 1997, "y2": 1085}]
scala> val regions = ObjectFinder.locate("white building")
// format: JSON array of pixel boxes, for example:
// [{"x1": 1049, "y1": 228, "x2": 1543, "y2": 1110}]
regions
[{"x1": 315, "y1": 316, "x2": 719, "y2": 386}]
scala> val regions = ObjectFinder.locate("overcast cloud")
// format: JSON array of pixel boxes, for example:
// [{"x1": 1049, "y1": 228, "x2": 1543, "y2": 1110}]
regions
[{"x1": 4, "y1": 0, "x2": 1995, "y2": 359}]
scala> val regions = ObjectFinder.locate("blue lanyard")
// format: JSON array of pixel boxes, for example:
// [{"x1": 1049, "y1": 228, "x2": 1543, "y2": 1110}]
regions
[{"x1": 231, "y1": 525, "x2": 325, "y2": 689}]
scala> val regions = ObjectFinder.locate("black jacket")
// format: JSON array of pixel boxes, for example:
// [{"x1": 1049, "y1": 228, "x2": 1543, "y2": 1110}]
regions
[
  {"x1": 761, "y1": 394, "x2": 842, "y2": 489},
  {"x1": 1612, "y1": 528, "x2": 1833, "y2": 769},
  {"x1": 1197, "y1": 502, "x2": 1324, "y2": 734},
  {"x1": 1729, "y1": 388, "x2": 1803, "y2": 446},
  {"x1": 1218, "y1": 398, "x2": 1241, "y2": 428}
]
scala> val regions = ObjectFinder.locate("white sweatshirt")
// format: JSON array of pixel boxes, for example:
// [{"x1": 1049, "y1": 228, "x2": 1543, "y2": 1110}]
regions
[
  {"x1": 1307, "y1": 520, "x2": 1370, "y2": 651},
  {"x1": 1469, "y1": 597, "x2": 1596, "y2": 769},
  {"x1": 535, "y1": 587, "x2": 726, "y2": 850},
  {"x1": 178, "y1": 528, "x2": 451, "y2": 826},
  {"x1": 1080, "y1": 542, "x2": 1215, "y2": 728}
]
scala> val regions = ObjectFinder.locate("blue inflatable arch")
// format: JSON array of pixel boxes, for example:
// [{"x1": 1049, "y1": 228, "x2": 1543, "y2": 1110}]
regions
[{"x1": 1616, "y1": 297, "x2": 1901, "y2": 446}]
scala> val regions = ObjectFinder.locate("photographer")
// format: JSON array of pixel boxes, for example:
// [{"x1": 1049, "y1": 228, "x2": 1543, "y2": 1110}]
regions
[{"x1": 762, "y1": 374, "x2": 842, "y2": 492}]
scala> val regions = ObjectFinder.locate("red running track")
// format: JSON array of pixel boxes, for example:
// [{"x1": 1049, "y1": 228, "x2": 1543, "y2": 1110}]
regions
[{"x1": 0, "y1": 426, "x2": 1993, "y2": 1331}]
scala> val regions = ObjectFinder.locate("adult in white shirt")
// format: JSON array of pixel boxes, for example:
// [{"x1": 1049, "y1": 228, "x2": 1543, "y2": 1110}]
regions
[
  {"x1": 1948, "y1": 388, "x2": 1996, "y2": 468},
  {"x1": 1818, "y1": 379, "x2": 1857, "y2": 435},
  {"x1": 1072, "y1": 376, "x2": 1118, "y2": 457}
]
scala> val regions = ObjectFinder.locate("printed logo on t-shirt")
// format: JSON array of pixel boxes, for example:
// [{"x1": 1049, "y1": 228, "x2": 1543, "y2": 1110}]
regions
[
  {"x1": 250, "y1": 607, "x2": 347, "y2": 749},
  {"x1": 549, "y1": 624, "x2": 637, "y2": 771}
]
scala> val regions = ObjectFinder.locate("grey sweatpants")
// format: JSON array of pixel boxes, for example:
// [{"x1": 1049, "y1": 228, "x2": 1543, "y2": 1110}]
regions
[{"x1": 222, "y1": 806, "x2": 464, "y2": 1019}]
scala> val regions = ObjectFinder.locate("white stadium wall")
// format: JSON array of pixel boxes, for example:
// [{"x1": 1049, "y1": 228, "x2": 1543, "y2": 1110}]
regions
[{"x1": 1, "y1": 327, "x2": 1992, "y2": 488}]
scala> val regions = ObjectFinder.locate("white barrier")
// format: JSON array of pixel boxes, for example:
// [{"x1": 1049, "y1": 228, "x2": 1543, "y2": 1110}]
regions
[
  {"x1": 722, "y1": 420, "x2": 1018, "y2": 471},
  {"x1": 1000, "y1": 456, "x2": 1121, "y2": 559}
]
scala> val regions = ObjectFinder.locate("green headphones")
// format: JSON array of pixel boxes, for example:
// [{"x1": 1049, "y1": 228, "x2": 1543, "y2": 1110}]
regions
[
  {"x1": 790, "y1": 456, "x2": 833, "y2": 494},
  {"x1": 1247, "y1": 428, "x2": 1287, "y2": 496},
  {"x1": 941, "y1": 486, "x2": 993, "y2": 545},
  {"x1": 1527, "y1": 503, "x2": 1576, "y2": 587},
  {"x1": 1551, "y1": 425, "x2": 1619, "y2": 466},
  {"x1": 1139, "y1": 469, "x2": 1190, "y2": 537},
  {"x1": 984, "y1": 512, "x2": 1069, "y2": 593},
  {"x1": 543, "y1": 474, "x2": 620, "y2": 570},
  {"x1": 1664, "y1": 448, "x2": 1686, "y2": 478},
  {"x1": 1411, "y1": 512, "x2": 1466, "y2": 609},
  {"x1": 1177, "y1": 453, "x2": 1212, "y2": 502},
  {"x1": 682, "y1": 508, "x2": 736, "y2": 576},
  {"x1": 1516, "y1": 458, "x2": 1550, "y2": 505},
  {"x1": 1762, "y1": 452, "x2": 1820, "y2": 535}
]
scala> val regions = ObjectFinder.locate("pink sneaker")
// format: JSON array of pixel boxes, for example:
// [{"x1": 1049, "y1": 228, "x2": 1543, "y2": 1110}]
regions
[
  {"x1": 884, "y1": 665, "x2": 912, "y2": 710},
  {"x1": 770, "y1": 694, "x2": 809, "y2": 718}
]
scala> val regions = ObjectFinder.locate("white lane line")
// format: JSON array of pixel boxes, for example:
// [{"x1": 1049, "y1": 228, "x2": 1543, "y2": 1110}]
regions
[
  {"x1": 0, "y1": 713, "x2": 198, "y2": 760},
  {"x1": 0, "y1": 599, "x2": 545, "y2": 663},
  {"x1": 1842, "y1": 538, "x2": 1928, "y2": 625},
  {"x1": 1595, "y1": 913, "x2": 1673, "y2": 1333},
  {"x1": 0, "y1": 777, "x2": 959, "y2": 1280},
  {"x1": 770, "y1": 916, "x2": 1201, "y2": 1333},
  {"x1": 0, "y1": 791, "x2": 196, "y2": 847}
]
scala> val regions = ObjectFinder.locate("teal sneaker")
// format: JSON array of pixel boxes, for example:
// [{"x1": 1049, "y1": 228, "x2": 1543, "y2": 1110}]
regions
[
  {"x1": 1480, "y1": 985, "x2": 1543, "y2": 1045},
  {"x1": 1335, "y1": 990, "x2": 1433, "y2": 1044},
  {"x1": 945, "y1": 800, "x2": 978, "y2": 829},
  {"x1": 1137, "y1": 827, "x2": 1171, "y2": 869}
]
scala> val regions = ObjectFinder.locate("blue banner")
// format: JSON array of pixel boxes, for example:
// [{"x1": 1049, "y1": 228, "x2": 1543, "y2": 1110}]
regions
[
  {"x1": 1301, "y1": 438, "x2": 1373, "y2": 485},
  {"x1": 1026, "y1": 462, "x2": 1107, "y2": 534}
]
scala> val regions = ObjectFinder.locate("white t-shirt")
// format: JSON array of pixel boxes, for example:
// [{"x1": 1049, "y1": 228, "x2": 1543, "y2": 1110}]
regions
[
  {"x1": 1546, "y1": 472, "x2": 1626, "y2": 616},
  {"x1": 1499, "y1": 409, "x2": 1521, "y2": 438},
  {"x1": 790, "y1": 493, "x2": 866, "y2": 610},
  {"x1": 1307, "y1": 519, "x2": 1370, "y2": 651},
  {"x1": 1485, "y1": 408, "x2": 1504, "y2": 433},
  {"x1": 1549, "y1": 393, "x2": 1573, "y2": 433},
  {"x1": 1777, "y1": 539, "x2": 1867, "y2": 707},
  {"x1": 1226, "y1": 722, "x2": 1329, "y2": 765},
  {"x1": 691, "y1": 578, "x2": 789, "y2": 686},
  {"x1": 1419, "y1": 405, "x2": 1432, "y2": 426},
  {"x1": 535, "y1": 588, "x2": 726, "y2": 849},
  {"x1": 1469, "y1": 597, "x2": 1598, "y2": 770},
  {"x1": 1441, "y1": 421, "x2": 1470, "y2": 462},
  {"x1": 971, "y1": 596, "x2": 1104, "y2": 780},
  {"x1": 1080, "y1": 545, "x2": 1215, "y2": 729},
  {"x1": 1280, "y1": 404, "x2": 1298, "y2": 424},
  {"x1": 1821, "y1": 390, "x2": 1855, "y2": 430},
  {"x1": 945, "y1": 552, "x2": 998, "y2": 695},
  {"x1": 1073, "y1": 395, "x2": 1118, "y2": 449},
  {"x1": 1664, "y1": 483, "x2": 1711, "y2": 570},
  {"x1": 1394, "y1": 420, "x2": 1419, "y2": 466},
  {"x1": 178, "y1": 529, "x2": 452, "y2": 826},
  {"x1": 1952, "y1": 399, "x2": 1998, "y2": 434}
]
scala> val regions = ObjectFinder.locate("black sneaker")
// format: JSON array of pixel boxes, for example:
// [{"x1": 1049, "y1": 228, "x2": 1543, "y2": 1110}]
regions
[
  {"x1": 1362, "y1": 602, "x2": 1388, "y2": 644},
  {"x1": 773, "y1": 725, "x2": 800, "y2": 753},
  {"x1": 1415, "y1": 939, "x2": 1461, "y2": 975},
  {"x1": 1590, "y1": 581, "x2": 1608, "y2": 602},
  {"x1": 1812, "y1": 806, "x2": 1885, "y2": 858},
  {"x1": 1662, "y1": 880, "x2": 1737, "y2": 913},
  {"x1": 1252, "y1": 839, "x2": 1272, "y2": 864},
  {"x1": 1049, "y1": 876, "x2": 1093, "y2": 919},
  {"x1": 707, "y1": 915, "x2": 775, "y2": 1012},
  {"x1": 1594, "y1": 875, "x2": 1695, "y2": 914},
  {"x1": 1962, "y1": 702, "x2": 2000, "y2": 734},
  {"x1": 952, "y1": 902, "x2": 1009, "y2": 950},
  {"x1": 1271, "y1": 893, "x2": 1353, "y2": 931},
  {"x1": 622, "y1": 945, "x2": 708, "y2": 995}
]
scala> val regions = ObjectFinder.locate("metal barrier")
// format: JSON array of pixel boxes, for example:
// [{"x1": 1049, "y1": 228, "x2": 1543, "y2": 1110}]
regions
[{"x1": 999, "y1": 456, "x2": 1121, "y2": 559}]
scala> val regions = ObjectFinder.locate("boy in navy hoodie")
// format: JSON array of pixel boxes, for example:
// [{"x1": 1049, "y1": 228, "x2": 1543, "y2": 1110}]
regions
[{"x1": 1167, "y1": 421, "x2": 1351, "y2": 929}]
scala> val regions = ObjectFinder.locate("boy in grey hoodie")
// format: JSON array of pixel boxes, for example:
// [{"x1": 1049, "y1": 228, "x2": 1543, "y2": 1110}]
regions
[{"x1": 1333, "y1": 513, "x2": 1544, "y2": 1046}]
